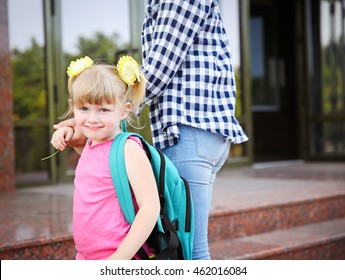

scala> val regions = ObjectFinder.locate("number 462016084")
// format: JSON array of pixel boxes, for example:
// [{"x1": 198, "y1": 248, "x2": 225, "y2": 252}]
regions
[{"x1": 192, "y1": 266, "x2": 247, "y2": 276}]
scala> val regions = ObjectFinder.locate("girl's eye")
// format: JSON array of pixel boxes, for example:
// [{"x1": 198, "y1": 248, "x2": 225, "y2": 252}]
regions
[
  {"x1": 100, "y1": 108, "x2": 109, "y2": 112},
  {"x1": 80, "y1": 107, "x2": 88, "y2": 111}
]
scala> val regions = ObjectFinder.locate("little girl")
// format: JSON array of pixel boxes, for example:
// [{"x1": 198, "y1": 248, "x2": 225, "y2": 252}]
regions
[{"x1": 50, "y1": 56, "x2": 160, "y2": 260}]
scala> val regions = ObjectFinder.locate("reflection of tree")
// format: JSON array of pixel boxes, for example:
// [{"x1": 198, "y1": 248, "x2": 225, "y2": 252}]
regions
[
  {"x1": 65, "y1": 31, "x2": 131, "y2": 64},
  {"x1": 321, "y1": 39, "x2": 344, "y2": 114},
  {"x1": 12, "y1": 38, "x2": 48, "y2": 174},
  {"x1": 235, "y1": 68, "x2": 242, "y2": 117},
  {"x1": 320, "y1": 37, "x2": 345, "y2": 154},
  {"x1": 12, "y1": 38, "x2": 45, "y2": 121}
]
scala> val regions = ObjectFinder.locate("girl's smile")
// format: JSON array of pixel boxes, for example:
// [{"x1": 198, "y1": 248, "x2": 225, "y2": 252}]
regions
[{"x1": 85, "y1": 125, "x2": 104, "y2": 131}]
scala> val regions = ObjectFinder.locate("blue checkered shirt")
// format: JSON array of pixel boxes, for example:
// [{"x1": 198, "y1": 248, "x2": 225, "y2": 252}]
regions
[{"x1": 141, "y1": 0, "x2": 248, "y2": 149}]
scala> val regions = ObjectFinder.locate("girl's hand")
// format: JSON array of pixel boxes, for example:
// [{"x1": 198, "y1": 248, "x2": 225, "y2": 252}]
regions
[
  {"x1": 54, "y1": 118, "x2": 87, "y2": 149},
  {"x1": 50, "y1": 127, "x2": 74, "y2": 151}
]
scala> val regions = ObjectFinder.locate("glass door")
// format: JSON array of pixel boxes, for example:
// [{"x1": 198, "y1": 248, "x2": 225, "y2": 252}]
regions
[
  {"x1": 305, "y1": 0, "x2": 345, "y2": 159},
  {"x1": 250, "y1": 0, "x2": 299, "y2": 161},
  {"x1": 8, "y1": 0, "x2": 52, "y2": 186}
]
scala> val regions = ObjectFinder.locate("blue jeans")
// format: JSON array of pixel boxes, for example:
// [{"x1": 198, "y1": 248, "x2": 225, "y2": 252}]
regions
[{"x1": 162, "y1": 125, "x2": 230, "y2": 260}]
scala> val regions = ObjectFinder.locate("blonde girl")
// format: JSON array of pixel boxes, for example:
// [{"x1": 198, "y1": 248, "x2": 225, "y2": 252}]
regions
[{"x1": 50, "y1": 56, "x2": 160, "y2": 260}]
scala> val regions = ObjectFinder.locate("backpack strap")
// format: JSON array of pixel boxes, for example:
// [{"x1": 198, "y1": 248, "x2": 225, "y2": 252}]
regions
[
  {"x1": 120, "y1": 119, "x2": 127, "y2": 132},
  {"x1": 109, "y1": 131, "x2": 142, "y2": 224}
]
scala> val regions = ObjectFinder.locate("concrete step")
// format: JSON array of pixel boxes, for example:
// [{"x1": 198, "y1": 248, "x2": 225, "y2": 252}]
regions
[{"x1": 209, "y1": 218, "x2": 345, "y2": 260}]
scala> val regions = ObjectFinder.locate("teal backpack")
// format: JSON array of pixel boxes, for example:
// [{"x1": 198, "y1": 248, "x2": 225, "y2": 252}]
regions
[{"x1": 109, "y1": 128, "x2": 194, "y2": 260}]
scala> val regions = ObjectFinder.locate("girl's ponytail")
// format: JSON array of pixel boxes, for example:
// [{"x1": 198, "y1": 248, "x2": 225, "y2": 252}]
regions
[
  {"x1": 117, "y1": 56, "x2": 146, "y2": 111},
  {"x1": 128, "y1": 73, "x2": 145, "y2": 111}
]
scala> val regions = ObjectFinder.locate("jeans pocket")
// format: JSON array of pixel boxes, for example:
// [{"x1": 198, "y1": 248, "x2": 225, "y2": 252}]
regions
[{"x1": 192, "y1": 128, "x2": 228, "y2": 164}]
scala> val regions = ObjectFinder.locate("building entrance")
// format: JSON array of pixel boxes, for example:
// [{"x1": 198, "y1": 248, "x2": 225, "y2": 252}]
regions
[{"x1": 250, "y1": 0, "x2": 299, "y2": 161}]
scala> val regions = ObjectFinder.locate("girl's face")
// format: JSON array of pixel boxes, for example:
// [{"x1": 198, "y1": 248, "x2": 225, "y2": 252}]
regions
[{"x1": 73, "y1": 102, "x2": 126, "y2": 146}]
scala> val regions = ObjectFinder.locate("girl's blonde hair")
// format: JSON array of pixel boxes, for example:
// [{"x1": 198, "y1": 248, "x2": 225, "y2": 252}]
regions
[{"x1": 63, "y1": 62, "x2": 145, "y2": 119}]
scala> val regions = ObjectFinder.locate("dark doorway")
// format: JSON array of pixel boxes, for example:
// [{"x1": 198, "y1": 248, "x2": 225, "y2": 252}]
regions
[{"x1": 250, "y1": 0, "x2": 299, "y2": 162}]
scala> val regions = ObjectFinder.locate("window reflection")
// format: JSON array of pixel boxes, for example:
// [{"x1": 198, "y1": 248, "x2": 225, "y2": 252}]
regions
[
  {"x1": 312, "y1": 122, "x2": 345, "y2": 155},
  {"x1": 220, "y1": 0, "x2": 244, "y2": 117},
  {"x1": 312, "y1": 0, "x2": 345, "y2": 156},
  {"x1": 320, "y1": 0, "x2": 345, "y2": 114},
  {"x1": 15, "y1": 127, "x2": 50, "y2": 185},
  {"x1": 9, "y1": 0, "x2": 46, "y2": 120},
  {"x1": 61, "y1": 0, "x2": 130, "y2": 57},
  {"x1": 250, "y1": 7, "x2": 280, "y2": 111},
  {"x1": 8, "y1": 0, "x2": 50, "y2": 185},
  {"x1": 8, "y1": 0, "x2": 44, "y2": 51}
]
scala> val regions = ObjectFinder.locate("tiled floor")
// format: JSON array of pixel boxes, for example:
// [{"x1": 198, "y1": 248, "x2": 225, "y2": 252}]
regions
[{"x1": 0, "y1": 160, "x2": 344, "y2": 259}]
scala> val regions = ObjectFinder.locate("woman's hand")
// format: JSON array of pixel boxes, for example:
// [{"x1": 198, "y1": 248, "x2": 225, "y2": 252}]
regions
[{"x1": 53, "y1": 118, "x2": 76, "y2": 130}]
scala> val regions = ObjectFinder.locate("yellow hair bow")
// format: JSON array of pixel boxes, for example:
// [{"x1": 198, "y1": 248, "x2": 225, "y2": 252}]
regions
[
  {"x1": 67, "y1": 56, "x2": 93, "y2": 78},
  {"x1": 117, "y1": 56, "x2": 141, "y2": 85}
]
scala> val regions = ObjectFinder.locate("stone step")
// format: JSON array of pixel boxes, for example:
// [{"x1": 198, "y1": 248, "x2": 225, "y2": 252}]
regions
[
  {"x1": 3, "y1": 217, "x2": 345, "y2": 260},
  {"x1": 1, "y1": 191, "x2": 344, "y2": 260},
  {"x1": 209, "y1": 218, "x2": 345, "y2": 260},
  {"x1": 1, "y1": 162, "x2": 344, "y2": 260},
  {"x1": 208, "y1": 192, "x2": 345, "y2": 243},
  {"x1": 0, "y1": 235, "x2": 75, "y2": 260}
]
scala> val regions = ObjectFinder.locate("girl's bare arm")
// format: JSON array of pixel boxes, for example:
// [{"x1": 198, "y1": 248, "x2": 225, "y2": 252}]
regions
[{"x1": 107, "y1": 139, "x2": 160, "y2": 260}]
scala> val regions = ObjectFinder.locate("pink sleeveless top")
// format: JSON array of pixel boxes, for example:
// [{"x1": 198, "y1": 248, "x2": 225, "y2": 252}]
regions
[{"x1": 73, "y1": 137, "x2": 140, "y2": 260}]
